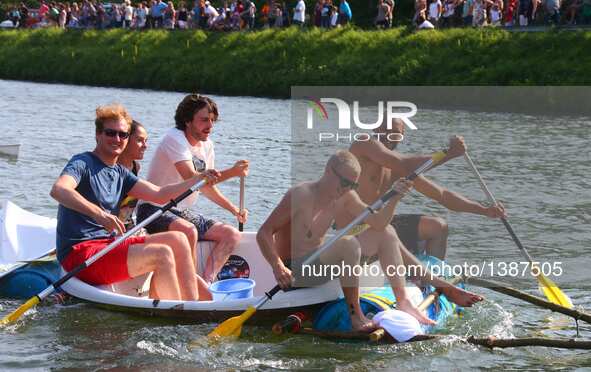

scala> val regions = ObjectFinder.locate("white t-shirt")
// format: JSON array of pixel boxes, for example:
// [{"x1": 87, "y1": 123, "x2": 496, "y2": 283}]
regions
[
  {"x1": 443, "y1": 1, "x2": 455, "y2": 17},
  {"x1": 143, "y1": 128, "x2": 215, "y2": 209},
  {"x1": 205, "y1": 4, "x2": 219, "y2": 18},
  {"x1": 125, "y1": 5, "x2": 134, "y2": 20},
  {"x1": 294, "y1": 0, "x2": 306, "y2": 22},
  {"x1": 330, "y1": 12, "x2": 338, "y2": 26},
  {"x1": 428, "y1": 0, "x2": 441, "y2": 19}
]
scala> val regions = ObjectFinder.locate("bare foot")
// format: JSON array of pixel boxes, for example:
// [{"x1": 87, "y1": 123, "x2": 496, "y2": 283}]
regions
[
  {"x1": 396, "y1": 298, "x2": 436, "y2": 325},
  {"x1": 440, "y1": 286, "x2": 483, "y2": 307},
  {"x1": 350, "y1": 314, "x2": 378, "y2": 333}
]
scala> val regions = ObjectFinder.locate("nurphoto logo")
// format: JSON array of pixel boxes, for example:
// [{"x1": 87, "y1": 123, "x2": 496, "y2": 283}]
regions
[{"x1": 305, "y1": 98, "x2": 418, "y2": 143}]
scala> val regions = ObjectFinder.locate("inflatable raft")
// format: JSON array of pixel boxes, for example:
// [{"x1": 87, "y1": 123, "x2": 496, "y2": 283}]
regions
[{"x1": 1, "y1": 201, "x2": 458, "y2": 330}]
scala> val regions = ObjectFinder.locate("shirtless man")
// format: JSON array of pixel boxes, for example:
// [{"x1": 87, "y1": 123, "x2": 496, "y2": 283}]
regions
[
  {"x1": 350, "y1": 119, "x2": 506, "y2": 260},
  {"x1": 333, "y1": 150, "x2": 484, "y2": 319},
  {"x1": 257, "y1": 150, "x2": 439, "y2": 331}
]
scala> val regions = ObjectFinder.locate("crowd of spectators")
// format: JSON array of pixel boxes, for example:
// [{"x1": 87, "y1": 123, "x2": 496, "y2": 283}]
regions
[
  {"x1": 409, "y1": 0, "x2": 591, "y2": 28},
  {"x1": 0, "y1": 0, "x2": 588, "y2": 30},
  {"x1": 0, "y1": 0, "x2": 350, "y2": 30},
  {"x1": 1, "y1": 0, "x2": 258, "y2": 30}
]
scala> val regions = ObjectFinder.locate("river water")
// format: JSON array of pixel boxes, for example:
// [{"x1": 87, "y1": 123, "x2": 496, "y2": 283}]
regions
[{"x1": 0, "y1": 79, "x2": 590, "y2": 370}]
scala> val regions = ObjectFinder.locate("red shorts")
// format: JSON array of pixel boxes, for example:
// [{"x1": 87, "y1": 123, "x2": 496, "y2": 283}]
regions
[{"x1": 62, "y1": 236, "x2": 146, "y2": 285}]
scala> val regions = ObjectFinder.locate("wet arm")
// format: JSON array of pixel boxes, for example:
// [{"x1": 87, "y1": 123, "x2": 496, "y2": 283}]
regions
[
  {"x1": 354, "y1": 141, "x2": 455, "y2": 179},
  {"x1": 414, "y1": 176, "x2": 490, "y2": 215},
  {"x1": 342, "y1": 190, "x2": 401, "y2": 231},
  {"x1": 127, "y1": 174, "x2": 206, "y2": 205},
  {"x1": 175, "y1": 159, "x2": 241, "y2": 183}
]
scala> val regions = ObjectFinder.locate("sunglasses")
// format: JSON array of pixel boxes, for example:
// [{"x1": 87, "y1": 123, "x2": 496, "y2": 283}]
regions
[
  {"x1": 103, "y1": 128, "x2": 130, "y2": 139},
  {"x1": 331, "y1": 166, "x2": 359, "y2": 190}
]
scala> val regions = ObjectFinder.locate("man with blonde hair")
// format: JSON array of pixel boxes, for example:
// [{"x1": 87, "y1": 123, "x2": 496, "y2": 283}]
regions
[
  {"x1": 258, "y1": 150, "x2": 417, "y2": 331},
  {"x1": 51, "y1": 104, "x2": 218, "y2": 301}
]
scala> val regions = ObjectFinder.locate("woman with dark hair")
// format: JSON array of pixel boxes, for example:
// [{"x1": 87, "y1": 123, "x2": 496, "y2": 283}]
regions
[
  {"x1": 118, "y1": 120, "x2": 148, "y2": 176},
  {"x1": 117, "y1": 120, "x2": 148, "y2": 231}
]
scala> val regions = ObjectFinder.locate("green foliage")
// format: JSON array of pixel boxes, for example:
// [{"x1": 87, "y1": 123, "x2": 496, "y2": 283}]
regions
[{"x1": 0, "y1": 27, "x2": 589, "y2": 97}]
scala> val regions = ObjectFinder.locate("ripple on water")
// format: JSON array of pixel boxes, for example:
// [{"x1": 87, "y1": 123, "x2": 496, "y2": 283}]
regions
[{"x1": 1, "y1": 80, "x2": 590, "y2": 370}]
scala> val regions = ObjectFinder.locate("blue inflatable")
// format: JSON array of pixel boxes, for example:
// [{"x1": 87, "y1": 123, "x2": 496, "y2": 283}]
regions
[
  {"x1": 0, "y1": 260, "x2": 61, "y2": 299},
  {"x1": 313, "y1": 256, "x2": 458, "y2": 332}
]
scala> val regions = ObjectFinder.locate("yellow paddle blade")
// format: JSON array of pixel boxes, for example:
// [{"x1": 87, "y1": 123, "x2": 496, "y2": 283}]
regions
[
  {"x1": 537, "y1": 273, "x2": 573, "y2": 309},
  {"x1": 0, "y1": 296, "x2": 40, "y2": 325},
  {"x1": 208, "y1": 305, "x2": 257, "y2": 339}
]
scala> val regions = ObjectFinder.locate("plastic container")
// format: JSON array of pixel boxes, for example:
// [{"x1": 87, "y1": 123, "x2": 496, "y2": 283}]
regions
[{"x1": 208, "y1": 278, "x2": 255, "y2": 301}]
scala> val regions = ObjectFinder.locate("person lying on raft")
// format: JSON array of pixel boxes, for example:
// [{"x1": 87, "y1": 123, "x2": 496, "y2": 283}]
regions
[
  {"x1": 349, "y1": 118, "x2": 506, "y2": 260},
  {"x1": 257, "y1": 150, "x2": 428, "y2": 331},
  {"x1": 51, "y1": 104, "x2": 215, "y2": 301},
  {"x1": 136, "y1": 94, "x2": 249, "y2": 284}
]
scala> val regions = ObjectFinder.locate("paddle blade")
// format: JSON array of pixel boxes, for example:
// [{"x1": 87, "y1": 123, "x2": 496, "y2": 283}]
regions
[
  {"x1": 208, "y1": 306, "x2": 257, "y2": 338},
  {"x1": 0, "y1": 296, "x2": 40, "y2": 325},
  {"x1": 537, "y1": 274, "x2": 573, "y2": 309},
  {"x1": 432, "y1": 150, "x2": 448, "y2": 164}
]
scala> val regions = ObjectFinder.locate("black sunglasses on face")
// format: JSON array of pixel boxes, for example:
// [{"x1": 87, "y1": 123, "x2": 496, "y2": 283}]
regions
[
  {"x1": 331, "y1": 165, "x2": 359, "y2": 190},
  {"x1": 103, "y1": 128, "x2": 130, "y2": 139}
]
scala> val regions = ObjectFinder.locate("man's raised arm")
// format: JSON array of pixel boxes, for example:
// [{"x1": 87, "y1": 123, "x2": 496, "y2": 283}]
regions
[
  {"x1": 340, "y1": 179, "x2": 414, "y2": 231},
  {"x1": 174, "y1": 159, "x2": 249, "y2": 220},
  {"x1": 353, "y1": 135, "x2": 467, "y2": 177},
  {"x1": 128, "y1": 170, "x2": 220, "y2": 206},
  {"x1": 414, "y1": 176, "x2": 506, "y2": 218}
]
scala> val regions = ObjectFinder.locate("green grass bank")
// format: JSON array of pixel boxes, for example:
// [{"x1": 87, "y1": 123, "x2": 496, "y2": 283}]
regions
[{"x1": 1, "y1": 27, "x2": 590, "y2": 97}]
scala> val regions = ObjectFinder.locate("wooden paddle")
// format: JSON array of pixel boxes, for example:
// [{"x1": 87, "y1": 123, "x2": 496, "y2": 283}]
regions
[
  {"x1": 464, "y1": 275, "x2": 590, "y2": 324},
  {"x1": 207, "y1": 150, "x2": 449, "y2": 339},
  {"x1": 463, "y1": 152, "x2": 573, "y2": 308},
  {"x1": 0, "y1": 178, "x2": 209, "y2": 326}
]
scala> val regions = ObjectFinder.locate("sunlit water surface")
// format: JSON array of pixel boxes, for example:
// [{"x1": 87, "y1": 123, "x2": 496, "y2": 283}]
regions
[{"x1": 0, "y1": 80, "x2": 589, "y2": 370}]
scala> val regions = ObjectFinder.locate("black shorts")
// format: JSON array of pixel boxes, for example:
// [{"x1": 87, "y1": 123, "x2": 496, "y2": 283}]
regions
[
  {"x1": 391, "y1": 214, "x2": 423, "y2": 254},
  {"x1": 136, "y1": 203, "x2": 216, "y2": 240}
]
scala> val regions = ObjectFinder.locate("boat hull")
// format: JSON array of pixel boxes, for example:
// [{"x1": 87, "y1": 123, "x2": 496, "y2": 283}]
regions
[
  {"x1": 91, "y1": 301, "x2": 328, "y2": 325},
  {"x1": 0, "y1": 144, "x2": 20, "y2": 157},
  {"x1": 1, "y1": 201, "x2": 458, "y2": 334}
]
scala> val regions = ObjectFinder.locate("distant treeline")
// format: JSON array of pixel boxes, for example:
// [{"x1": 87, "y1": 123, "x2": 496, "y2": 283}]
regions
[{"x1": 0, "y1": 27, "x2": 589, "y2": 98}]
